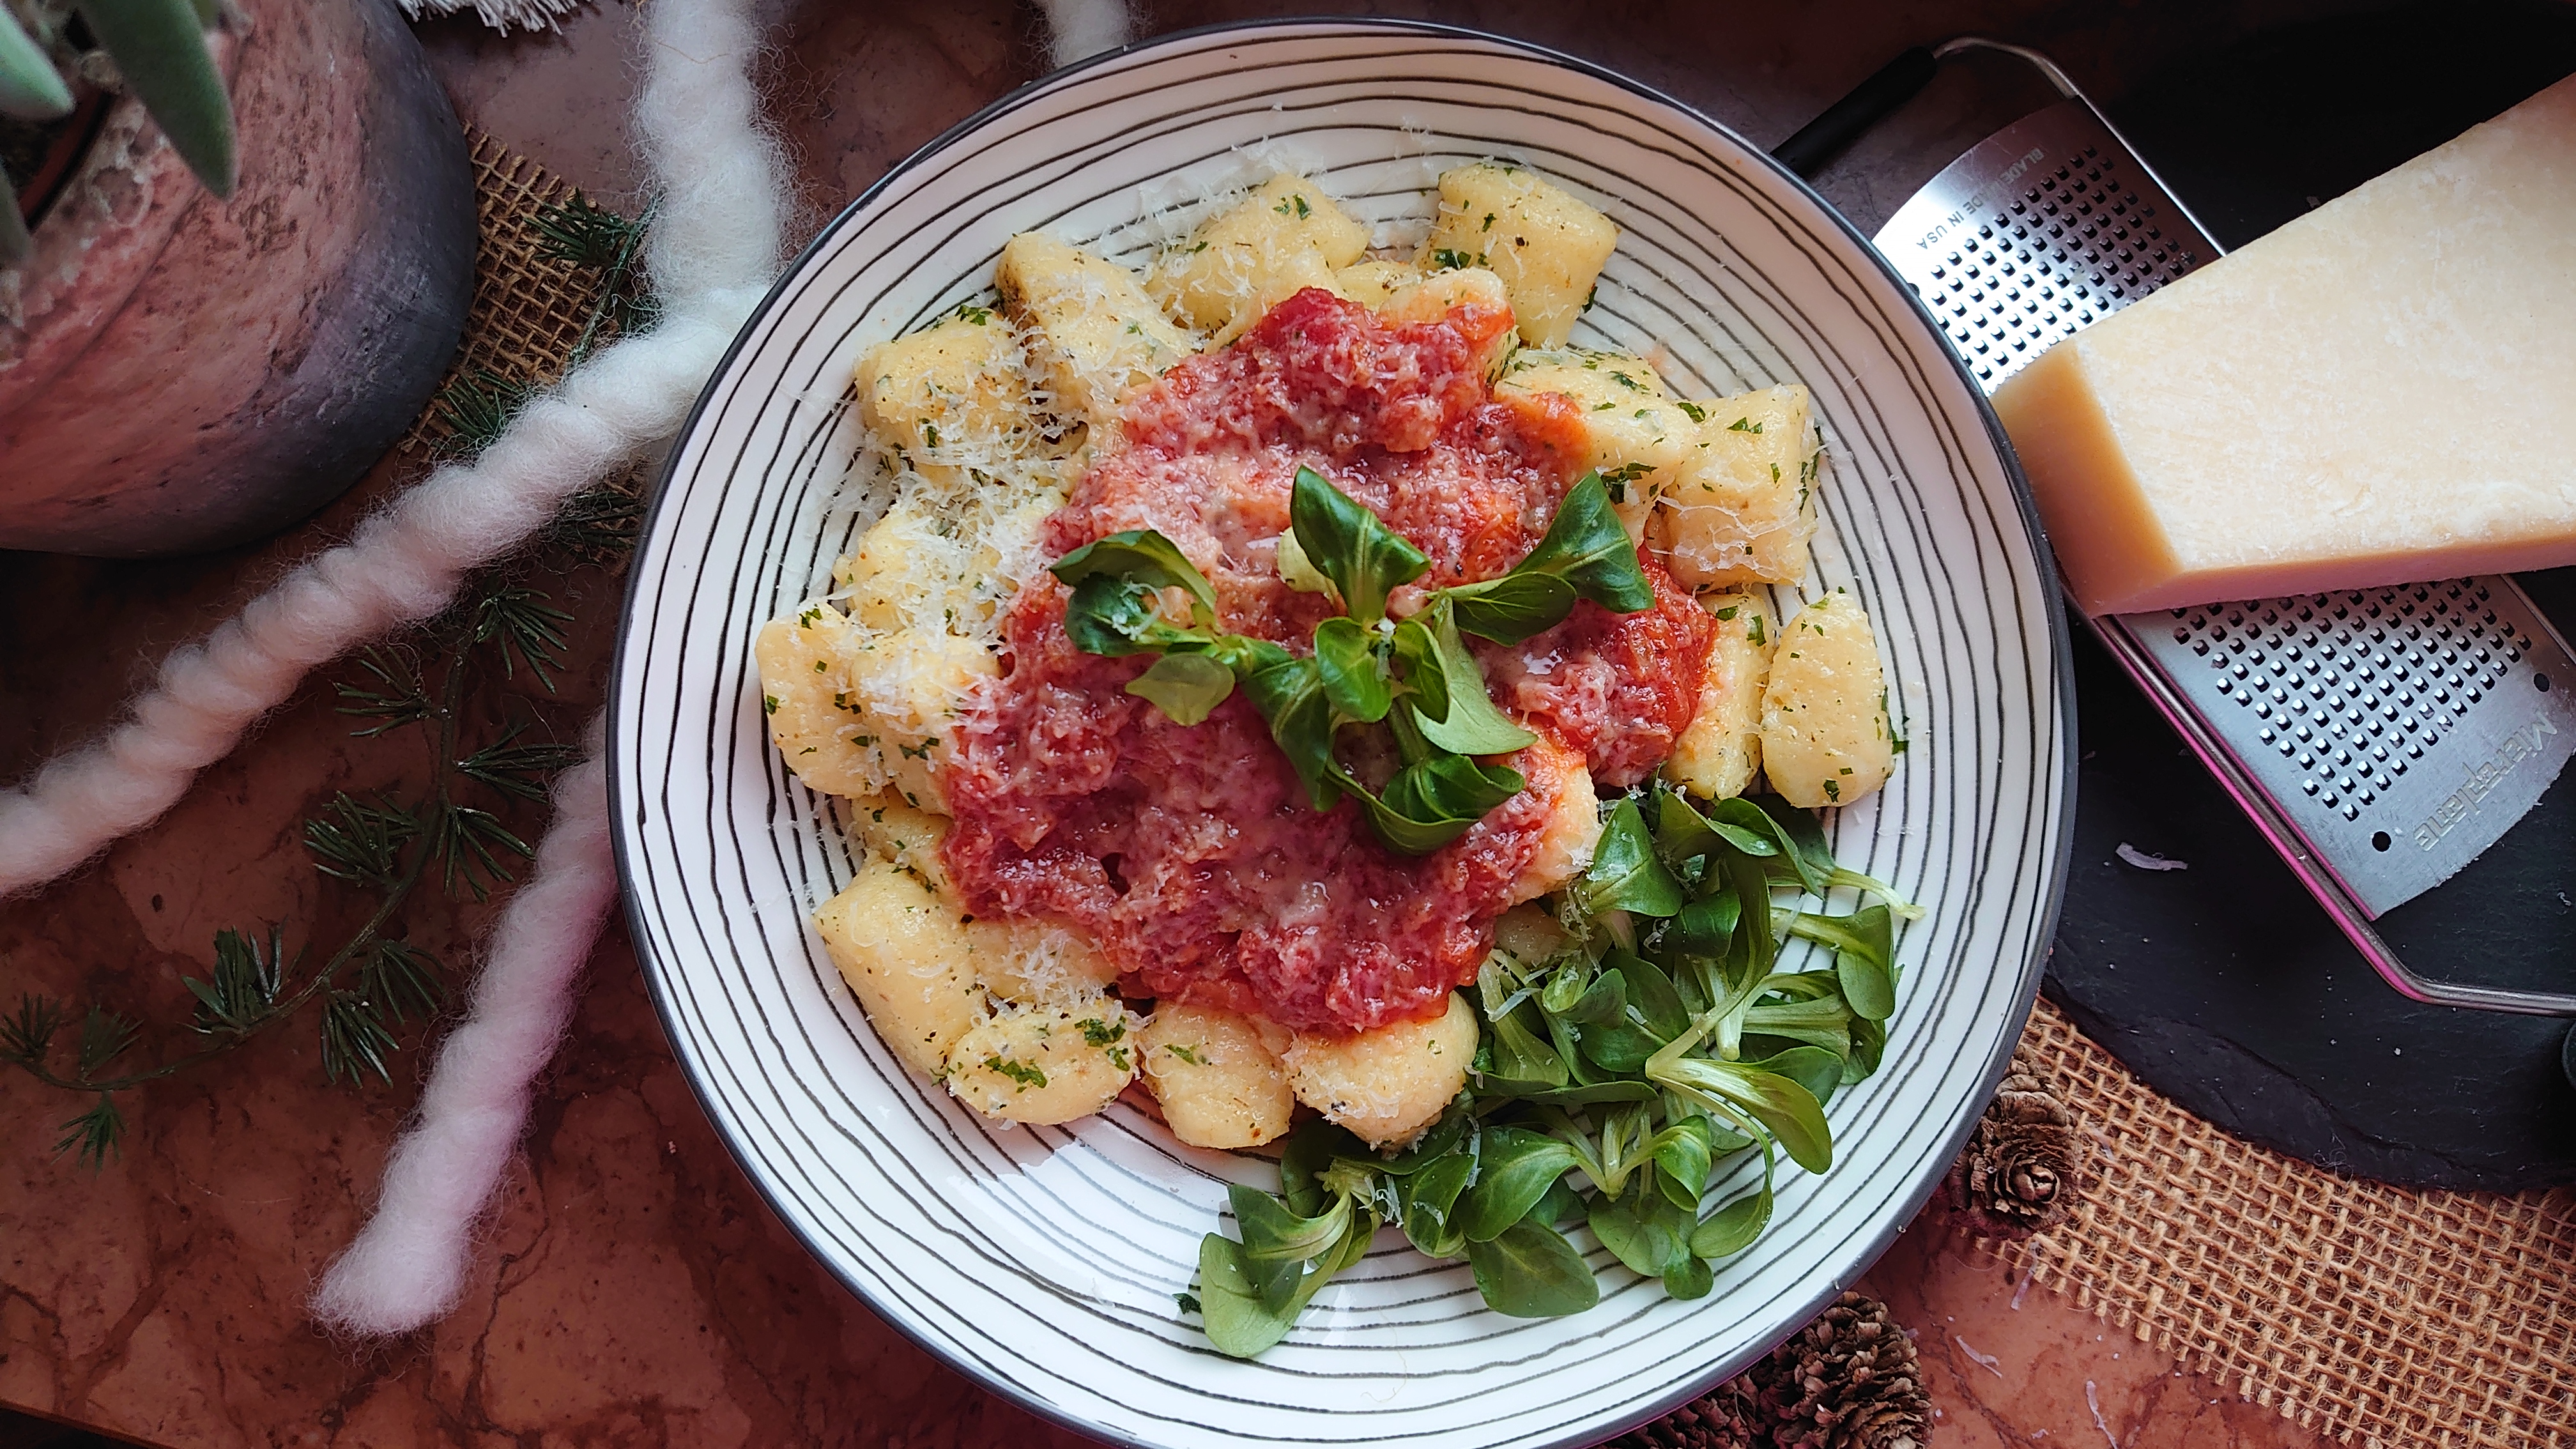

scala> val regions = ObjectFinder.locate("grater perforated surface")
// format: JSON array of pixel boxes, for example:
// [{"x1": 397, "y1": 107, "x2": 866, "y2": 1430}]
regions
[
  {"x1": 1871, "y1": 85, "x2": 2576, "y2": 925},
  {"x1": 1878, "y1": 101, "x2": 2205, "y2": 391}
]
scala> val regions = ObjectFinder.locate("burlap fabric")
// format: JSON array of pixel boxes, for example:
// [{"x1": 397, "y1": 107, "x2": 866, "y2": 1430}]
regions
[
  {"x1": 417, "y1": 133, "x2": 2576, "y2": 1449},
  {"x1": 1992, "y1": 997, "x2": 2576, "y2": 1447},
  {"x1": 402, "y1": 129, "x2": 625, "y2": 456}
]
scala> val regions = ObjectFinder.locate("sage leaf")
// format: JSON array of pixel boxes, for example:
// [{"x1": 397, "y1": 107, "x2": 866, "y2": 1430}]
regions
[
  {"x1": 1291, "y1": 466, "x2": 1427, "y2": 625},
  {"x1": 1466, "y1": 1216, "x2": 1602, "y2": 1318},
  {"x1": 1578, "y1": 798, "x2": 1684, "y2": 918},
  {"x1": 1050, "y1": 528, "x2": 1220, "y2": 627},
  {"x1": 1126, "y1": 652, "x2": 1236, "y2": 724}
]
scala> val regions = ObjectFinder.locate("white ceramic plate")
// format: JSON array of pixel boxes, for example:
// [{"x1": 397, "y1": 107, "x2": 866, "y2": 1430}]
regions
[{"x1": 611, "y1": 20, "x2": 2071, "y2": 1449}]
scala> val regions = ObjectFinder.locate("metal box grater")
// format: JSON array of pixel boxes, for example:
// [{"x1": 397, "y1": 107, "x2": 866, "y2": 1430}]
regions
[{"x1": 1850, "y1": 39, "x2": 2576, "y2": 1013}]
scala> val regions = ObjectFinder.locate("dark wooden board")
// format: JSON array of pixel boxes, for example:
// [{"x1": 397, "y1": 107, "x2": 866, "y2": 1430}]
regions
[{"x1": 2041, "y1": 1, "x2": 2576, "y2": 1190}]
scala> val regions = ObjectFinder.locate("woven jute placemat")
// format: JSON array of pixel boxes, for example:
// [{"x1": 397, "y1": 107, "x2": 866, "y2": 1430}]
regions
[
  {"x1": 401, "y1": 128, "x2": 624, "y2": 457},
  {"x1": 1994, "y1": 996, "x2": 2576, "y2": 1447}
]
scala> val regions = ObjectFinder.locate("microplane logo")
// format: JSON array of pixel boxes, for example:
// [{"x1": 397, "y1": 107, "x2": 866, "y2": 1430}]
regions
[{"x1": 2413, "y1": 717, "x2": 2562, "y2": 850}]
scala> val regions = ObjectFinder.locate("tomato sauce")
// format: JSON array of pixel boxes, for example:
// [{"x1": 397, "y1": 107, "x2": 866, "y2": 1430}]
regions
[{"x1": 942, "y1": 289, "x2": 1713, "y2": 1034}]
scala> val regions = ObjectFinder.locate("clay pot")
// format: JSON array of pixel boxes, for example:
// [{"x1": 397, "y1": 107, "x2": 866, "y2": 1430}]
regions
[{"x1": 0, "y1": 0, "x2": 474, "y2": 558}]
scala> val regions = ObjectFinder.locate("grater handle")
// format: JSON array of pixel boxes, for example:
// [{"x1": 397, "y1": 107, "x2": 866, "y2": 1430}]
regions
[{"x1": 1773, "y1": 46, "x2": 1939, "y2": 179}]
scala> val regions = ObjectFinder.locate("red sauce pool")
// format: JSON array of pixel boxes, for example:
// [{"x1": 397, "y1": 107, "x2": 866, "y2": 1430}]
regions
[{"x1": 942, "y1": 289, "x2": 1713, "y2": 1034}]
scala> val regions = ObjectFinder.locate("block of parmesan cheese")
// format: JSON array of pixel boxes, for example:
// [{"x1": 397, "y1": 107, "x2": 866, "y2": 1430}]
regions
[{"x1": 1993, "y1": 75, "x2": 2576, "y2": 617}]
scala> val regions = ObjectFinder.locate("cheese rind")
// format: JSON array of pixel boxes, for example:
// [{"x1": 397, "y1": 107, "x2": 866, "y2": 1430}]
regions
[{"x1": 1993, "y1": 74, "x2": 2576, "y2": 617}]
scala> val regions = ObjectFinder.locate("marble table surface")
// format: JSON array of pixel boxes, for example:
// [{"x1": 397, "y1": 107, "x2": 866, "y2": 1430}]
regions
[{"x1": 1, "y1": 2, "x2": 2380, "y2": 1445}]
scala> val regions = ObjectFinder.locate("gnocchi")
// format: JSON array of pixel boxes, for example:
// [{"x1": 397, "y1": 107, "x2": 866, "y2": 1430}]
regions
[
  {"x1": 1138, "y1": 1004, "x2": 1296, "y2": 1149},
  {"x1": 1418, "y1": 162, "x2": 1619, "y2": 348},
  {"x1": 1759, "y1": 592, "x2": 1896, "y2": 809},
  {"x1": 1282, "y1": 993, "x2": 1480, "y2": 1149}
]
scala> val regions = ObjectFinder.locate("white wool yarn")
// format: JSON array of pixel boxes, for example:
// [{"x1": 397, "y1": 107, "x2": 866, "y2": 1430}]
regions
[
  {"x1": 310, "y1": 0, "x2": 786, "y2": 1335},
  {"x1": 1036, "y1": 0, "x2": 1138, "y2": 67},
  {"x1": 309, "y1": 726, "x2": 615, "y2": 1335},
  {"x1": 396, "y1": 0, "x2": 590, "y2": 36}
]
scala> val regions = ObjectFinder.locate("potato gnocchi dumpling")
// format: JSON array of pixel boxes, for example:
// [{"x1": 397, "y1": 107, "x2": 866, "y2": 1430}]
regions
[
  {"x1": 1334, "y1": 258, "x2": 1423, "y2": 309},
  {"x1": 1378, "y1": 266, "x2": 1517, "y2": 378},
  {"x1": 1759, "y1": 592, "x2": 1896, "y2": 809},
  {"x1": 1664, "y1": 590, "x2": 1774, "y2": 802},
  {"x1": 811, "y1": 859, "x2": 988, "y2": 1080},
  {"x1": 1149, "y1": 173, "x2": 1372, "y2": 342},
  {"x1": 1655, "y1": 384, "x2": 1820, "y2": 590},
  {"x1": 1497, "y1": 348, "x2": 1698, "y2": 541},
  {"x1": 945, "y1": 1003, "x2": 1141, "y2": 1125},
  {"x1": 854, "y1": 304, "x2": 1036, "y2": 489},
  {"x1": 1138, "y1": 1004, "x2": 1296, "y2": 1149},
  {"x1": 1282, "y1": 993, "x2": 1479, "y2": 1149},
  {"x1": 999, "y1": 231, "x2": 1197, "y2": 429},
  {"x1": 1507, "y1": 737, "x2": 1601, "y2": 905},
  {"x1": 1418, "y1": 162, "x2": 1619, "y2": 348}
]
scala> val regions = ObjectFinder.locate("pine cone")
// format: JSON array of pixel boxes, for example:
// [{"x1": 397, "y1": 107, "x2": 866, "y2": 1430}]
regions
[
  {"x1": 1945, "y1": 1070, "x2": 2082, "y2": 1237},
  {"x1": 1751, "y1": 1291, "x2": 1930, "y2": 1449},
  {"x1": 1613, "y1": 1376, "x2": 1763, "y2": 1449}
]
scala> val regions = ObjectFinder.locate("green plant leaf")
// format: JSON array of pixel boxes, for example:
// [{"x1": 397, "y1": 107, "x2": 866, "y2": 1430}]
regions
[
  {"x1": 1790, "y1": 905, "x2": 1897, "y2": 1022},
  {"x1": 1278, "y1": 1116, "x2": 1365, "y2": 1217},
  {"x1": 1372, "y1": 1092, "x2": 1473, "y2": 1174},
  {"x1": 1197, "y1": 1232, "x2": 1298, "y2": 1358},
  {"x1": 74, "y1": 1006, "x2": 138, "y2": 1078},
  {"x1": 1443, "y1": 569, "x2": 1577, "y2": 646},
  {"x1": 1652, "y1": 1115, "x2": 1716, "y2": 1210},
  {"x1": 1738, "y1": 991, "x2": 1853, "y2": 1059},
  {"x1": 1126, "y1": 651, "x2": 1237, "y2": 724},
  {"x1": 1661, "y1": 890, "x2": 1742, "y2": 958},
  {"x1": 1239, "y1": 652, "x2": 1340, "y2": 811},
  {"x1": 1062, "y1": 575, "x2": 1184, "y2": 657},
  {"x1": 1690, "y1": 1138, "x2": 1777, "y2": 1259},
  {"x1": 1590, "y1": 1178, "x2": 1696, "y2": 1278},
  {"x1": 1050, "y1": 528, "x2": 1219, "y2": 627},
  {"x1": 183, "y1": 926, "x2": 287, "y2": 1036},
  {"x1": 54, "y1": 1092, "x2": 124, "y2": 1171},
  {"x1": 0, "y1": 6, "x2": 72, "y2": 121},
  {"x1": 1498, "y1": 471, "x2": 1654, "y2": 613},
  {"x1": 1312, "y1": 617, "x2": 1391, "y2": 723},
  {"x1": 1466, "y1": 1216, "x2": 1601, "y2": 1318},
  {"x1": 1508, "y1": 1080, "x2": 1660, "y2": 1107},
  {"x1": 1456, "y1": 1126, "x2": 1579, "y2": 1241},
  {"x1": 1397, "y1": 1151, "x2": 1474, "y2": 1259},
  {"x1": 1577, "y1": 798, "x2": 1684, "y2": 918},
  {"x1": 1487, "y1": 1009, "x2": 1570, "y2": 1091},
  {"x1": 1291, "y1": 466, "x2": 1426, "y2": 625},
  {"x1": 1566, "y1": 967, "x2": 1627, "y2": 1027},
  {"x1": 1351, "y1": 754, "x2": 1526, "y2": 855},
  {"x1": 1393, "y1": 603, "x2": 1537, "y2": 756},
  {"x1": 1741, "y1": 1044, "x2": 1847, "y2": 1113},
  {"x1": 0, "y1": 994, "x2": 65, "y2": 1066},
  {"x1": 1651, "y1": 1055, "x2": 1832, "y2": 1174},
  {"x1": 82, "y1": 0, "x2": 235, "y2": 196},
  {"x1": 1230, "y1": 1182, "x2": 1351, "y2": 1264},
  {"x1": 1846, "y1": 1013, "x2": 1888, "y2": 1085},
  {"x1": 1663, "y1": 1252, "x2": 1715, "y2": 1300},
  {"x1": 319, "y1": 990, "x2": 398, "y2": 1085},
  {"x1": 1748, "y1": 792, "x2": 1841, "y2": 885},
  {"x1": 0, "y1": 178, "x2": 29, "y2": 267}
]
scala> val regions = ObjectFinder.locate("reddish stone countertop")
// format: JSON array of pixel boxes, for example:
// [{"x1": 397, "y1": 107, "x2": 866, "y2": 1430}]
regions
[{"x1": 1, "y1": 2, "x2": 2351, "y2": 1444}]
